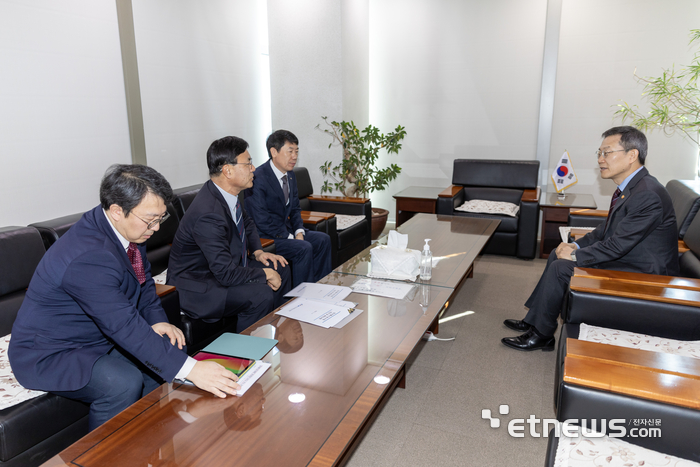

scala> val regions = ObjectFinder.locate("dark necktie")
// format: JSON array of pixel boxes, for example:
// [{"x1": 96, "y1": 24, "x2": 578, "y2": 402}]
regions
[
  {"x1": 127, "y1": 242, "x2": 146, "y2": 284},
  {"x1": 282, "y1": 174, "x2": 289, "y2": 206},
  {"x1": 605, "y1": 187, "x2": 622, "y2": 229},
  {"x1": 235, "y1": 199, "x2": 248, "y2": 267}
]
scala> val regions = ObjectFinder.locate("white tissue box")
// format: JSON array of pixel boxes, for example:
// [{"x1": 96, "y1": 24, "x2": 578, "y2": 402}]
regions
[{"x1": 369, "y1": 245, "x2": 421, "y2": 281}]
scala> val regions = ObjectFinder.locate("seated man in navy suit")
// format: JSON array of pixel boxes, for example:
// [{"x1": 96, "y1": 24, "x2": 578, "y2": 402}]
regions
[
  {"x1": 502, "y1": 126, "x2": 679, "y2": 352},
  {"x1": 244, "y1": 130, "x2": 332, "y2": 287},
  {"x1": 168, "y1": 136, "x2": 291, "y2": 332},
  {"x1": 9, "y1": 165, "x2": 240, "y2": 431}
]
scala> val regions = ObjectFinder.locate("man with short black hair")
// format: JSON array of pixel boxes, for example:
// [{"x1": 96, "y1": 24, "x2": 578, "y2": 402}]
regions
[
  {"x1": 502, "y1": 126, "x2": 679, "y2": 351},
  {"x1": 9, "y1": 164, "x2": 240, "y2": 431},
  {"x1": 168, "y1": 136, "x2": 291, "y2": 331},
  {"x1": 244, "y1": 130, "x2": 332, "y2": 286}
]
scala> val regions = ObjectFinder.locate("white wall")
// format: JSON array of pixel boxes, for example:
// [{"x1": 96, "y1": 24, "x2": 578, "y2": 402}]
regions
[
  {"x1": 550, "y1": 0, "x2": 700, "y2": 209},
  {"x1": 267, "y1": 0, "x2": 343, "y2": 192},
  {"x1": 0, "y1": 0, "x2": 131, "y2": 226},
  {"x1": 368, "y1": 0, "x2": 548, "y2": 215},
  {"x1": 132, "y1": 0, "x2": 271, "y2": 185}
]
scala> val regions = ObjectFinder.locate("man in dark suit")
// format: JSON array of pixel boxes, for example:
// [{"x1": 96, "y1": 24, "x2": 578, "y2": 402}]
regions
[
  {"x1": 9, "y1": 165, "x2": 240, "y2": 431},
  {"x1": 502, "y1": 126, "x2": 679, "y2": 351},
  {"x1": 167, "y1": 136, "x2": 291, "y2": 332},
  {"x1": 244, "y1": 130, "x2": 332, "y2": 287}
]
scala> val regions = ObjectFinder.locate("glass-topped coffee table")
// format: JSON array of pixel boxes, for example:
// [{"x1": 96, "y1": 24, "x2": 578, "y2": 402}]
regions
[{"x1": 42, "y1": 214, "x2": 499, "y2": 467}]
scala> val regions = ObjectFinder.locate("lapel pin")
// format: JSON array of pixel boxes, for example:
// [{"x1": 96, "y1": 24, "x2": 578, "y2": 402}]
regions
[{"x1": 621, "y1": 195, "x2": 625, "y2": 199}]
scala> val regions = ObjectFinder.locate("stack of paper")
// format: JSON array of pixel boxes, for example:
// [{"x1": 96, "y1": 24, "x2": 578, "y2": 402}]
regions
[
  {"x1": 350, "y1": 278, "x2": 415, "y2": 300},
  {"x1": 285, "y1": 282, "x2": 352, "y2": 301},
  {"x1": 276, "y1": 298, "x2": 354, "y2": 329}
]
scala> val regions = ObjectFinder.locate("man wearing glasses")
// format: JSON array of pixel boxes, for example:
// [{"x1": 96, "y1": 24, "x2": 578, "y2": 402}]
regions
[
  {"x1": 167, "y1": 136, "x2": 291, "y2": 333},
  {"x1": 502, "y1": 126, "x2": 679, "y2": 351},
  {"x1": 10, "y1": 165, "x2": 241, "y2": 431}
]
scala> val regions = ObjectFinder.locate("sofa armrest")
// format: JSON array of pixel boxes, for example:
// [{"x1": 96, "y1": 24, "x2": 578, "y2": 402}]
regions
[
  {"x1": 520, "y1": 187, "x2": 540, "y2": 203},
  {"x1": 436, "y1": 185, "x2": 464, "y2": 215},
  {"x1": 156, "y1": 285, "x2": 181, "y2": 329},
  {"x1": 301, "y1": 211, "x2": 335, "y2": 225},
  {"x1": 307, "y1": 195, "x2": 369, "y2": 204},
  {"x1": 565, "y1": 276, "x2": 700, "y2": 339},
  {"x1": 516, "y1": 190, "x2": 540, "y2": 259},
  {"x1": 572, "y1": 267, "x2": 700, "y2": 291},
  {"x1": 438, "y1": 185, "x2": 462, "y2": 198},
  {"x1": 570, "y1": 209, "x2": 608, "y2": 217},
  {"x1": 570, "y1": 276, "x2": 700, "y2": 308}
]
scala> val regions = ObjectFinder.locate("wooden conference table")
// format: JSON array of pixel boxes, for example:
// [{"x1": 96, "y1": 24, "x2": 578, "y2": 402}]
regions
[{"x1": 42, "y1": 214, "x2": 499, "y2": 467}]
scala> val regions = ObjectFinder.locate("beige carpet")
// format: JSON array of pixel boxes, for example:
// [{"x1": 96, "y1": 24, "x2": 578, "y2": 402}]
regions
[{"x1": 345, "y1": 253, "x2": 556, "y2": 467}]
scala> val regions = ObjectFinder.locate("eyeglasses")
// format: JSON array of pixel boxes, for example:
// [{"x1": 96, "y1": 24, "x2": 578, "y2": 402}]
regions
[
  {"x1": 224, "y1": 161, "x2": 254, "y2": 171},
  {"x1": 595, "y1": 149, "x2": 627, "y2": 159},
  {"x1": 132, "y1": 211, "x2": 170, "y2": 230}
]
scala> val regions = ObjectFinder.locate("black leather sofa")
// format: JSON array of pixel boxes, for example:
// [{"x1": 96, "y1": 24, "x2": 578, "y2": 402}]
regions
[
  {"x1": 0, "y1": 226, "x2": 90, "y2": 467},
  {"x1": 436, "y1": 159, "x2": 540, "y2": 259},
  {"x1": 293, "y1": 167, "x2": 372, "y2": 267},
  {"x1": 569, "y1": 179, "x2": 700, "y2": 236},
  {"x1": 555, "y1": 208, "x2": 700, "y2": 408},
  {"x1": 545, "y1": 383, "x2": 700, "y2": 465}
]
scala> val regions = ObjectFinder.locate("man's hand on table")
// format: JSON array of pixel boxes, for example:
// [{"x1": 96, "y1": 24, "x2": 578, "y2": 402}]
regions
[
  {"x1": 152, "y1": 322, "x2": 186, "y2": 350},
  {"x1": 186, "y1": 361, "x2": 240, "y2": 398}
]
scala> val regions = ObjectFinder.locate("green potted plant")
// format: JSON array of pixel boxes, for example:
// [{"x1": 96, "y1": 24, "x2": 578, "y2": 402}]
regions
[
  {"x1": 615, "y1": 29, "x2": 700, "y2": 164},
  {"x1": 318, "y1": 116, "x2": 406, "y2": 239}
]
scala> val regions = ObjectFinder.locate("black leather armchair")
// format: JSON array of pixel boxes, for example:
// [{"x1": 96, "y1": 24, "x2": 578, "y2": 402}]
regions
[
  {"x1": 0, "y1": 226, "x2": 89, "y2": 467},
  {"x1": 436, "y1": 159, "x2": 540, "y2": 259},
  {"x1": 293, "y1": 167, "x2": 372, "y2": 267},
  {"x1": 172, "y1": 183, "x2": 204, "y2": 222},
  {"x1": 546, "y1": 380, "x2": 700, "y2": 465},
  {"x1": 30, "y1": 212, "x2": 83, "y2": 251},
  {"x1": 569, "y1": 179, "x2": 700, "y2": 237}
]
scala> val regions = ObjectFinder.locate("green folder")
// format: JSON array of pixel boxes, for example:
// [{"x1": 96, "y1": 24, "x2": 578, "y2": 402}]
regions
[{"x1": 202, "y1": 333, "x2": 278, "y2": 360}]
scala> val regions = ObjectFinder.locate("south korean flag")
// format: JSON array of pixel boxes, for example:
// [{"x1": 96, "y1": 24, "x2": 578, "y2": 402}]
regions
[{"x1": 551, "y1": 150, "x2": 578, "y2": 193}]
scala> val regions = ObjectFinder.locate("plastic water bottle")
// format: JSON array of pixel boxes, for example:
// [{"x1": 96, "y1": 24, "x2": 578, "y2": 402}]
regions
[{"x1": 420, "y1": 239, "x2": 432, "y2": 280}]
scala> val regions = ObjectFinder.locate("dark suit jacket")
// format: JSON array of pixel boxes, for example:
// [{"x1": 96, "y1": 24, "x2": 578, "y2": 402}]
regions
[
  {"x1": 243, "y1": 160, "x2": 304, "y2": 239},
  {"x1": 576, "y1": 167, "x2": 679, "y2": 275},
  {"x1": 8, "y1": 206, "x2": 187, "y2": 392},
  {"x1": 167, "y1": 180, "x2": 266, "y2": 319}
]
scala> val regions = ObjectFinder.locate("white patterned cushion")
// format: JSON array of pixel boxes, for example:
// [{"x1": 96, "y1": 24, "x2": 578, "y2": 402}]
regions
[
  {"x1": 555, "y1": 427, "x2": 698, "y2": 466},
  {"x1": 335, "y1": 214, "x2": 366, "y2": 231},
  {"x1": 0, "y1": 334, "x2": 46, "y2": 410},
  {"x1": 579, "y1": 324, "x2": 700, "y2": 359},
  {"x1": 455, "y1": 199, "x2": 520, "y2": 217}
]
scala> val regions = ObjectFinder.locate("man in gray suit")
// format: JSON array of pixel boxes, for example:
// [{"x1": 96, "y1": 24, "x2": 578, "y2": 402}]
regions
[{"x1": 502, "y1": 126, "x2": 679, "y2": 351}]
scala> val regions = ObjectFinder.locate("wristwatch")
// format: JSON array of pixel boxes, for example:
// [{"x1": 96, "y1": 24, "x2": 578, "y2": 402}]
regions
[{"x1": 570, "y1": 251, "x2": 577, "y2": 262}]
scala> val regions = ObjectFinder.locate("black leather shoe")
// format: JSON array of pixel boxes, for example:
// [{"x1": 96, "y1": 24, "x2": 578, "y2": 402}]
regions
[
  {"x1": 503, "y1": 319, "x2": 531, "y2": 332},
  {"x1": 501, "y1": 329, "x2": 555, "y2": 352}
]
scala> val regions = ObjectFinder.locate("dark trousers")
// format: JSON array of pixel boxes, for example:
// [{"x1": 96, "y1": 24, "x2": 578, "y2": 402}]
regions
[
  {"x1": 523, "y1": 250, "x2": 577, "y2": 337},
  {"x1": 225, "y1": 259, "x2": 292, "y2": 332},
  {"x1": 274, "y1": 231, "x2": 333, "y2": 287},
  {"x1": 52, "y1": 346, "x2": 161, "y2": 431}
]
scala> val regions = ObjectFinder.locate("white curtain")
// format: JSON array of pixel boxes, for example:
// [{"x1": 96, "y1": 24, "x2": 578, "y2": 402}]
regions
[
  {"x1": 0, "y1": 0, "x2": 131, "y2": 226},
  {"x1": 132, "y1": 0, "x2": 272, "y2": 189}
]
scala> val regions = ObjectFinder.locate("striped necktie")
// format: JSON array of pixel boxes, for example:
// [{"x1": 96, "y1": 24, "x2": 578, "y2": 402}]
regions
[
  {"x1": 235, "y1": 199, "x2": 248, "y2": 267},
  {"x1": 282, "y1": 174, "x2": 289, "y2": 205},
  {"x1": 605, "y1": 187, "x2": 622, "y2": 229}
]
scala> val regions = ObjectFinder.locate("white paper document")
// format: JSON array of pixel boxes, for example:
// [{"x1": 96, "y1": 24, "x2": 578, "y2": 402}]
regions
[
  {"x1": 276, "y1": 298, "x2": 353, "y2": 328},
  {"x1": 350, "y1": 278, "x2": 415, "y2": 300},
  {"x1": 236, "y1": 360, "x2": 271, "y2": 396},
  {"x1": 285, "y1": 282, "x2": 352, "y2": 301},
  {"x1": 175, "y1": 360, "x2": 271, "y2": 397}
]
